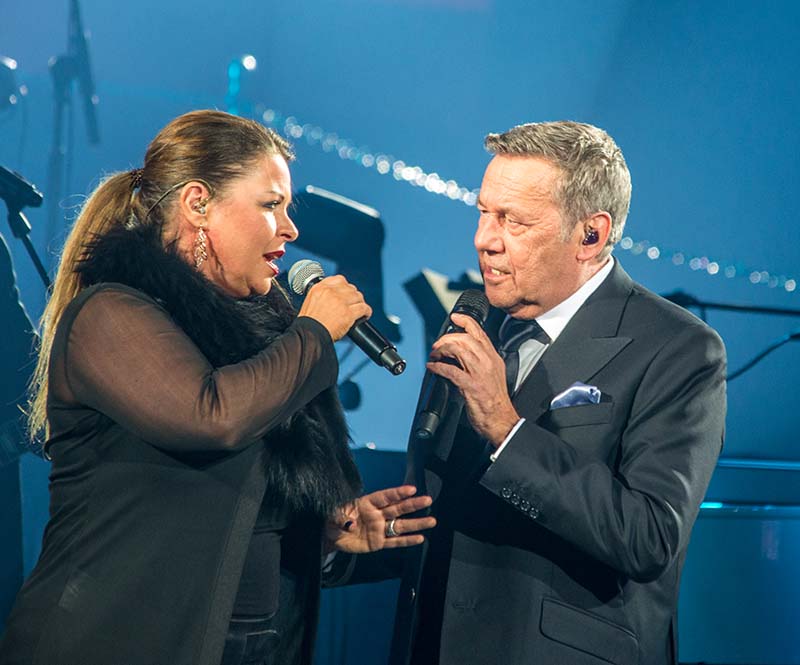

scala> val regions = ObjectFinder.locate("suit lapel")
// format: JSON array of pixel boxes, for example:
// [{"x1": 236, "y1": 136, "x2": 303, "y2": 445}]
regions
[{"x1": 513, "y1": 262, "x2": 634, "y2": 422}]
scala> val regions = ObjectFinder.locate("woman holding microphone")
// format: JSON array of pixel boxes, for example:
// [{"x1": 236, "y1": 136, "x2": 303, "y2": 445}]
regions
[{"x1": 0, "y1": 110, "x2": 432, "y2": 665}]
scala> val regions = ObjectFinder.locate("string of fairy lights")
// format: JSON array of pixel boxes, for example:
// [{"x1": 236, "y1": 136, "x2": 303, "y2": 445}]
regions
[{"x1": 257, "y1": 106, "x2": 797, "y2": 294}]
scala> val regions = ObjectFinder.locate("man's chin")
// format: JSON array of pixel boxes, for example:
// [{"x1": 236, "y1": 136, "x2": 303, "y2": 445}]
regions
[
  {"x1": 490, "y1": 294, "x2": 542, "y2": 319},
  {"x1": 484, "y1": 285, "x2": 514, "y2": 310}
]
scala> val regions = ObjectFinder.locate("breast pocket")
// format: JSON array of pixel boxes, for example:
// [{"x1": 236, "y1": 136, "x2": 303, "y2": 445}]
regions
[{"x1": 539, "y1": 401, "x2": 614, "y2": 429}]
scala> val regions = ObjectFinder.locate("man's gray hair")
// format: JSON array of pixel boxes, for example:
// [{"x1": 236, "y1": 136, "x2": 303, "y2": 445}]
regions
[{"x1": 484, "y1": 121, "x2": 631, "y2": 253}]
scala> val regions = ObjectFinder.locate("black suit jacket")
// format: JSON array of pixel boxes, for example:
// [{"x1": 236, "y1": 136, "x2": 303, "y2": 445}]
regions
[{"x1": 378, "y1": 262, "x2": 726, "y2": 665}]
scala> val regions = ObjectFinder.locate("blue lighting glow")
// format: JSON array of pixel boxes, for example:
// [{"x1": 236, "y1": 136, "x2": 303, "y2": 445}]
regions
[{"x1": 251, "y1": 102, "x2": 799, "y2": 292}]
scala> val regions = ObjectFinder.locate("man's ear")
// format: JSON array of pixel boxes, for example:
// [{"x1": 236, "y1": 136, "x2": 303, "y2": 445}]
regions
[
  {"x1": 576, "y1": 211, "x2": 612, "y2": 262},
  {"x1": 177, "y1": 181, "x2": 213, "y2": 229}
]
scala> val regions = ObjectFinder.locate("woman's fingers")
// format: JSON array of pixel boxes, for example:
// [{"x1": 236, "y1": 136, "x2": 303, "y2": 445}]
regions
[
  {"x1": 387, "y1": 516, "x2": 437, "y2": 536},
  {"x1": 362, "y1": 485, "x2": 423, "y2": 510},
  {"x1": 381, "y1": 516, "x2": 437, "y2": 548},
  {"x1": 382, "y1": 495, "x2": 433, "y2": 519},
  {"x1": 297, "y1": 275, "x2": 372, "y2": 341},
  {"x1": 382, "y1": 534, "x2": 425, "y2": 548}
]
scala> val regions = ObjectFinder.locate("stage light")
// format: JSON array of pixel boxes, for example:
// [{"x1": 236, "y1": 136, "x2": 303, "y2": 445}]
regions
[
  {"x1": 0, "y1": 56, "x2": 19, "y2": 110},
  {"x1": 226, "y1": 55, "x2": 258, "y2": 115},
  {"x1": 462, "y1": 190, "x2": 478, "y2": 205}
]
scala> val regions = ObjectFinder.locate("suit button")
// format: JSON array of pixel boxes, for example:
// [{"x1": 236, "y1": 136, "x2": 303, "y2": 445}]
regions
[
  {"x1": 500, "y1": 487, "x2": 511, "y2": 499},
  {"x1": 529, "y1": 507, "x2": 540, "y2": 519},
  {"x1": 520, "y1": 499, "x2": 530, "y2": 511},
  {"x1": 510, "y1": 493, "x2": 520, "y2": 506}
]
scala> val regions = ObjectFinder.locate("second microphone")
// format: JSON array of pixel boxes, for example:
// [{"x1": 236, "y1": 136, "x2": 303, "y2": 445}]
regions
[{"x1": 412, "y1": 288, "x2": 490, "y2": 439}]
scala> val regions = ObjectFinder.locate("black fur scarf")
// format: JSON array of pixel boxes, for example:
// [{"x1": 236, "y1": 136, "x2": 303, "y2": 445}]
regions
[{"x1": 76, "y1": 223, "x2": 362, "y2": 519}]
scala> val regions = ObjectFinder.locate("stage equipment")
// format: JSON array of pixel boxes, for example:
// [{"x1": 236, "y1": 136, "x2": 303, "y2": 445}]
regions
[
  {"x1": 290, "y1": 186, "x2": 402, "y2": 344},
  {"x1": 0, "y1": 165, "x2": 49, "y2": 288},
  {"x1": 46, "y1": 0, "x2": 100, "y2": 259},
  {"x1": 663, "y1": 290, "x2": 800, "y2": 381}
]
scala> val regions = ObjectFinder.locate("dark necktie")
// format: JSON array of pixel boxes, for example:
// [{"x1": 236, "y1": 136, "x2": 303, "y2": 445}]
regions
[{"x1": 498, "y1": 317, "x2": 551, "y2": 395}]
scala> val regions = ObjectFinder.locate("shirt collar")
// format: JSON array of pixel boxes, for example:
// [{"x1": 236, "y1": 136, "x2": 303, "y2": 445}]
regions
[{"x1": 536, "y1": 256, "x2": 615, "y2": 343}]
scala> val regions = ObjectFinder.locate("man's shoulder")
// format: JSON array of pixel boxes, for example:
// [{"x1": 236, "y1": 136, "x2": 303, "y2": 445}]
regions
[{"x1": 623, "y1": 278, "x2": 723, "y2": 348}]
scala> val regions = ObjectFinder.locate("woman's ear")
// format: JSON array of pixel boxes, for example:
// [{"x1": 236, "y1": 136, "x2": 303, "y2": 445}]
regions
[{"x1": 177, "y1": 181, "x2": 213, "y2": 229}]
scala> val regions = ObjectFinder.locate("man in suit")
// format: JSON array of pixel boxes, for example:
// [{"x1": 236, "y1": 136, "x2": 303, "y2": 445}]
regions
[
  {"x1": 328, "y1": 121, "x2": 725, "y2": 664},
  {"x1": 377, "y1": 121, "x2": 726, "y2": 665}
]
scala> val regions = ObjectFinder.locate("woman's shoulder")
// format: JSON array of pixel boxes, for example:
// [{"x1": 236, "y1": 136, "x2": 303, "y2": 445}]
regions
[
  {"x1": 70, "y1": 282, "x2": 159, "y2": 310},
  {"x1": 58, "y1": 283, "x2": 172, "y2": 349},
  {"x1": 48, "y1": 284, "x2": 173, "y2": 410}
]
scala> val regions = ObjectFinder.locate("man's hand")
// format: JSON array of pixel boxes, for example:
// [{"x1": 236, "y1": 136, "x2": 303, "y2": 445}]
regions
[
  {"x1": 326, "y1": 485, "x2": 436, "y2": 554},
  {"x1": 426, "y1": 312, "x2": 520, "y2": 447}
]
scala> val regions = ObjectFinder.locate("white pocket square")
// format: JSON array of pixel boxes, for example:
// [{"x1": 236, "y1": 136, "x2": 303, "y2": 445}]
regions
[{"x1": 550, "y1": 382, "x2": 602, "y2": 410}]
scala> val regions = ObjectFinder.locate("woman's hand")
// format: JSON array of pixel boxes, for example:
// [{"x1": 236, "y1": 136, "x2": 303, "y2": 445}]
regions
[
  {"x1": 325, "y1": 485, "x2": 436, "y2": 554},
  {"x1": 298, "y1": 275, "x2": 372, "y2": 341}
]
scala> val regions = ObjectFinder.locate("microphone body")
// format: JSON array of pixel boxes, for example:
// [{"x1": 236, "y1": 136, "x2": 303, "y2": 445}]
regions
[
  {"x1": 288, "y1": 260, "x2": 406, "y2": 375},
  {"x1": 413, "y1": 289, "x2": 489, "y2": 439}
]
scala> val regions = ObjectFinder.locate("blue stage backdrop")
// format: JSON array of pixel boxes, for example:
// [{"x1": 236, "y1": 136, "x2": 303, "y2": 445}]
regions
[{"x1": 1, "y1": 1, "x2": 799, "y2": 663}]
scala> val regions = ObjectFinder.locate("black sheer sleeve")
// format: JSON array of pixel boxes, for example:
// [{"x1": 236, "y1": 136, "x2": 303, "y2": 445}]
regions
[{"x1": 52, "y1": 284, "x2": 338, "y2": 452}]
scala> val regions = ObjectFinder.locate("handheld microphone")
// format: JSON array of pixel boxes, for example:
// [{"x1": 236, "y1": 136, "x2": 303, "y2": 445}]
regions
[
  {"x1": 412, "y1": 289, "x2": 489, "y2": 439},
  {"x1": 288, "y1": 259, "x2": 406, "y2": 376}
]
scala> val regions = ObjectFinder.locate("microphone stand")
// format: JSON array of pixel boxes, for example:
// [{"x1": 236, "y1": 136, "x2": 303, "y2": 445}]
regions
[
  {"x1": 46, "y1": 0, "x2": 99, "y2": 267},
  {"x1": 663, "y1": 291, "x2": 800, "y2": 381},
  {"x1": 45, "y1": 54, "x2": 73, "y2": 261},
  {"x1": 0, "y1": 166, "x2": 49, "y2": 289},
  {"x1": 4, "y1": 205, "x2": 50, "y2": 290}
]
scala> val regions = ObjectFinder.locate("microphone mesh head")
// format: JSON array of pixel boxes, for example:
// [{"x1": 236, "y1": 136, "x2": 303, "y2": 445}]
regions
[
  {"x1": 453, "y1": 289, "x2": 490, "y2": 325},
  {"x1": 288, "y1": 259, "x2": 326, "y2": 295}
]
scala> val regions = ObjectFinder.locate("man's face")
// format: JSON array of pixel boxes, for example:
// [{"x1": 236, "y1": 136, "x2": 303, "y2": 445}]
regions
[{"x1": 475, "y1": 155, "x2": 586, "y2": 319}]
